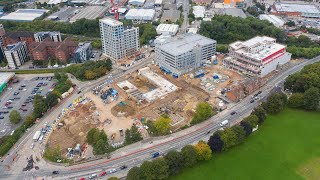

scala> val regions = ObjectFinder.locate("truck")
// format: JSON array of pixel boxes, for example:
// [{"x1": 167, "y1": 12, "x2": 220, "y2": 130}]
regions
[
  {"x1": 220, "y1": 120, "x2": 229, "y2": 127},
  {"x1": 33, "y1": 131, "x2": 41, "y2": 142}
]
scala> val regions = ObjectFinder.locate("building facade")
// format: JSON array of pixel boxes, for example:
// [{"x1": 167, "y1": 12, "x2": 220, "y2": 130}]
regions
[
  {"x1": 30, "y1": 38, "x2": 78, "y2": 63},
  {"x1": 34, "y1": 31, "x2": 62, "y2": 42},
  {"x1": 73, "y1": 42, "x2": 93, "y2": 63},
  {"x1": 2, "y1": 31, "x2": 35, "y2": 51},
  {"x1": 155, "y1": 33, "x2": 216, "y2": 76},
  {"x1": 99, "y1": 18, "x2": 140, "y2": 61},
  {"x1": 4, "y1": 42, "x2": 29, "y2": 67},
  {"x1": 223, "y1": 36, "x2": 291, "y2": 77}
]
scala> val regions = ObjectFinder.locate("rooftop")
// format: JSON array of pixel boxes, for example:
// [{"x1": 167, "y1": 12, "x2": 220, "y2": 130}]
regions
[
  {"x1": 157, "y1": 33, "x2": 216, "y2": 56},
  {"x1": 3, "y1": 31, "x2": 34, "y2": 40},
  {"x1": 99, "y1": 17, "x2": 123, "y2": 26},
  {"x1": 156, "y1": 24, "x2": 179, "y2": 34},
  {"x1": 0, "y1": 9, "x2": 49, "y2": 21},
  {"x1": 274, "y1": 2, "x2": 320, "y2": 14},
  {"x1": 230, "y1": 36, "x2": 286, "y2": 61},
  {"x1": 125, "y1": 9, "x2": 155, "y2": 20},
  {"x1": 0, "y1": 72, "x2": 15, "y2": 85},
  {"x1": 259, "y1": 14, "x2": 284, "y2": 27}
]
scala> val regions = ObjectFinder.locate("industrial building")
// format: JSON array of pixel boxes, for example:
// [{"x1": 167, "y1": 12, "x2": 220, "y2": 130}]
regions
[
  {"x1": 193, "y1": 6, "x2": 205, "y2": 18},
  {"x1": 161, "y1": 9, "x2": 180, "y2": 23},
  {"x1": 272, "y1": 2, "x2": 320, "y2": 18},
  {"x1": 156, "y1": 24, "x2": 179, "y2": 35},
  {"x1": 0, "y1": 9, "x2": 49, "y2": 22},
  {"x1": 69, "y1": 6, "x2": 108, "y2": 23},
  {"x1": 223, "y1": 36, "x2": 291, "y2": 77},
  {"x1": 259, "y1": 14, "x2": 285, "y2": 28},
  {"x1": 0, "y1": 72, "x2": 15, "y2": 94},
  {"x1": 4, "y1": 42, "x2": 29, "y2": 68},
  {"x1": 125, "y1": 9, "x2": 155, "y2": 22},
  {"x1": 155, "y1": 33, "x2": 216, "y2": 77},
  {"x1": 99, "y1": 18, "x2": 140, "y2": 61},
  {"x1": 73, "y1": 42, "x2": 93, "y2": 63},
  {"x1": 34, "y1": 31, "x2": 62, "y2": 42},
  {"x1": 128, "y1": 0, "x2": 146, "y2": 6}
]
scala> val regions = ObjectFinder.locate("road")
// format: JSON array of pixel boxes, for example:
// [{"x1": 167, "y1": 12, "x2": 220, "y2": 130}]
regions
[
  {"x1": 181, "y1": 0, "x2": 189, "y2": 33},
  {"x1": 1, "y1": 56, "x2": 319, "y2": 180}
]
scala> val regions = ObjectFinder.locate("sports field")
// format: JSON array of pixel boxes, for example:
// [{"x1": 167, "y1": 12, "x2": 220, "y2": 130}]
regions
[{"x1": 172, "y1": 108, "x2": 320, "y2": 180}]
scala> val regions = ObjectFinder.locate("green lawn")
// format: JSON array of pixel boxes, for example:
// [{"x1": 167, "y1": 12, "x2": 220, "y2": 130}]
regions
[{"x1": 172, "y1": 108, "x2": 320, "y2": 180}]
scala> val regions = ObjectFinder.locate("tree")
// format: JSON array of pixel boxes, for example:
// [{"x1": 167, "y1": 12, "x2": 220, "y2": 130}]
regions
[
  {"x1": 219, "y1": 128, "x2": 238, "y2": 151},
  {"x1": 140, "y1": 158, "x2": 169, "y2": 180},
  {"x1": 24, "y1": 115, "x2": 35, "y2": 127},
  {"x1": 164, "y1": 150, "x2": 184, "y2": 175},
  {"x1": 288, "y1": 93, "x2": 305, "y2": 108},
  {"x1": 240, "y1": 120, "x2": 252, "y2": 136},
  {"x1": 84, "y1": 70, "x2": 96, "y2": 80},
  {"x1": 45, "y1": 92, "x2": 59, "y2": 108},
  {"x1": 126, "y1": 166, "x2": 141, "y2": 180},
  {"x1": 137, "y1": 23, "x2": 157, "y2": 45},
  {"x1": 207, "y1": 132, "x2": 224, "y2": 153},
  {"x1": 194, "y1": 140, "x2": 212, "y2": 161},
  {"x1": 124, "y1": 126, "x2": 143, "y2": 145},
  {"x1": 263, "y1": 92, "x2": 287, "y2": 114},
  {"x1": 87, "y1": 128, "x2": 112, "y2": 155},
  {"x1": 9, "y1": 110, "x2": 21, "y2": 124},
  {"x1": 33, "y1": 95, "x2": 48, "y2": 118},
  {"x1": 231, "y1": 125, "x2": 246, "y2": 144},
  {"x1": 191, "y1": 102, "x2": 214, "y2": 125},
  {"x1": 181, "y1": 145, "x2": 198, "y2": 168},
  {"x1": 153, "y1": 115, "x2": 172, "y2": 135},
  {"x1": 242, "y1": 115, "x2": 259, "y2": 129},
  {"x1": 251, "y1": 105, "x2": 266, "y2": 124},
  {"x1": 303, "y1": 87, "x2": 320, "y2": 110}
]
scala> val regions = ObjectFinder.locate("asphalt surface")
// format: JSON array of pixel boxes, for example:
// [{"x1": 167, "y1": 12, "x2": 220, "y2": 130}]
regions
[
  {"x1": 0, "y1": 56, "x2": 319, "y2": 180},
  {"x1": 0, "y1": 76, "x2": 55, "y2": 138}
]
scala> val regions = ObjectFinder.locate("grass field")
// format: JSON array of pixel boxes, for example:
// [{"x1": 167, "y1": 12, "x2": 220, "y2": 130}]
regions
[{"x1": 172, "y1": 108, "x2": 320, "y2": 180}]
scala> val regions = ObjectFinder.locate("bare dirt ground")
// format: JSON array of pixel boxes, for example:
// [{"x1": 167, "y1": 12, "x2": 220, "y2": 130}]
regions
[
  {"x1": 85, "y1": 92, "x2": 133, "y2": 142},
  {"x1": 47, "y1": 101, "x2": 100, "y2": 154}
]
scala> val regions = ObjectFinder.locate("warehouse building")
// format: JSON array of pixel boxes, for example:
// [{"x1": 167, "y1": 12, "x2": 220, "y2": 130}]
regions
[
  {"x1": 100, "y1": 18, "x2": 140, "y2": 61},
  {"x1": 156, "y1": 24, "x2": 179, "y2": 35},
  {"x1": 223, "y1": 36, "x2": 291, "y2": 77},
  {"x1": 70, "y1": 6, "x2": 108, "y2": 23},
  {"x1": 161, "y1": 9, "x2": 180, "y2": 23},
  {"x1": 272, "y1": 2, "x2": 320, "y2": 18},
  {"x1": 125, "y1": 9, "x2": 155, "y2": 22},
  {"x1": 4, "y1": 42, "x2": 29, "y2": 68},
  {"x1": 259, "y1": 14, "x2": 285, "y2": 28},
  {"x1": 155, "y1": 33, "x2": 216, "y2": 77},
  {"x1": 193, "y1": 6, "x2": 205, "y2": 18},
  {"x1": 128, "y1": 0, "x2": 146, "y2": 6},
  {"x1": 0, "y1": 9, "x2": 49, "y2": 22},
  {"x1": 0, "y1": 72, "x2": 15, "y2": 94}
]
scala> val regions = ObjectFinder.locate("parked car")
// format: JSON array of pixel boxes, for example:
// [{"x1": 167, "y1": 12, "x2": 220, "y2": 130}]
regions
[
  {"x1": 13, "y1": 92, "x2": 19, "y2": 96},
  {"x1": 99, "y1": 172, "x2": 107, "y2": 177},
  {"x1": 230, "y1": 111, "x2": 237, "y2": 115},
  {"x1": 250, "y1": 99, "x2": 255, "y2": 103},
  {"x1": 120, "y1": 165, "x2": 128, "y2": 170},
  {"x1": 88, "y1": 174, "x2": 97, "y2": 179},
  {"x1": 52, "y1": 171, "x2": 59, "y2": 174},
  {"x1": 0, "y1": 116, "x2": 4, "y2": 119},
  {"x1": 108, "y1": 169, "x2": 117, "y2": 174}
]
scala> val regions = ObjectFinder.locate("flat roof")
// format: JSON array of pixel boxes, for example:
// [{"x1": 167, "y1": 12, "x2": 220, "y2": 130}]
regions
[
  {"x1": 99, "y1": 17, "x2": 123, "y2": 26},
  {"x1": 0, "y1": 9, "x2": 49, "y2": 21},
  {"x1": 125, "y1": 9, "x2": 155, "y2": 20},
  {"x1": 274, "y1": 3, "x2": 320, "y2": 14},
  {"x1": 156, "y1": 24, "x2": 179, "y2": 34},
  {"x1": 70, "y1": 6, "x2": 108, "y2": 23},
  {"x1": 0, "y1": 72, "x2": 15, "y2": 85},
  {"x1": 158, "y1": 33, "x2": 216, "y2": 56},
  {"x1": 230, "y1": 36, "x2": 286, "y2": 61},
  {"x1": 259, "y1": 14, "x2": 284, "y2": 27}
]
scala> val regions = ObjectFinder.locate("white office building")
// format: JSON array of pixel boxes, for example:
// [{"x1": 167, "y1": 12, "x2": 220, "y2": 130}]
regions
[
  {"x1": 223, "y1": 36, "x2": 291, "y2": 77},
  {"x1": 4, "y1": 42, "x2": 29, "y2": 68},
  {"x1": 99, "y1": 18, "x2": 140, "y2": 61},
  {"x1": 155, "y1": 33, "x2": 216, "y2": 77},
  {"x1": 34, "y1": 31, "x2": 62, "y2": 42}
]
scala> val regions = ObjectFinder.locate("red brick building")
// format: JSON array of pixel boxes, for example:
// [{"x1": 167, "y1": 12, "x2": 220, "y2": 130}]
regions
[
  {"x1": 2, "y1": 31, "x2": 35, "y2": 49},
  {"x1": 30, "y1": 37, "x2": 78, "y2": 63}
]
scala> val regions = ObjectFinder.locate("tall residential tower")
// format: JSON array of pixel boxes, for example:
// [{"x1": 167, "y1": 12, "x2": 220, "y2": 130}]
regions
[{"x1": 99, "y1": 18, "x2": 140, "y2": 61}]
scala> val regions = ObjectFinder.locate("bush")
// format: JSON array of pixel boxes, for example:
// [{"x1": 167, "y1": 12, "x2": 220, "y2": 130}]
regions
[{"x1": 9, "y1": 110, "x2": 21, "y2": 124}]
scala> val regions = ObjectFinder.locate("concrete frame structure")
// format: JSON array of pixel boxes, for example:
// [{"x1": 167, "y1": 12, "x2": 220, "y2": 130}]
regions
[
  {"x1": 223, "y1": 36, "x2": 291, "y2": 77},
  {"x1": 155, "y1": 33, "x2": 216, "y2": 76},
  {"x1": 4, "y1": 42, "x2": 29, "y2": 68},
  {"x1": 99, "y1": 18, "x2": 140, "y2": 61}
]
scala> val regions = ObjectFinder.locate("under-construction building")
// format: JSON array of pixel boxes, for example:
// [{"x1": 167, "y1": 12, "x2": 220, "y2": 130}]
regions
[
  {"x1": 99, "y1": 18, "x2": 140, "y2": 61},
  {"x1": 155, "y1": 33, "x2": 216, "y2": 77},
  {"x1": 223, "y1": 36, "x2": 291, "y2": 77}
]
